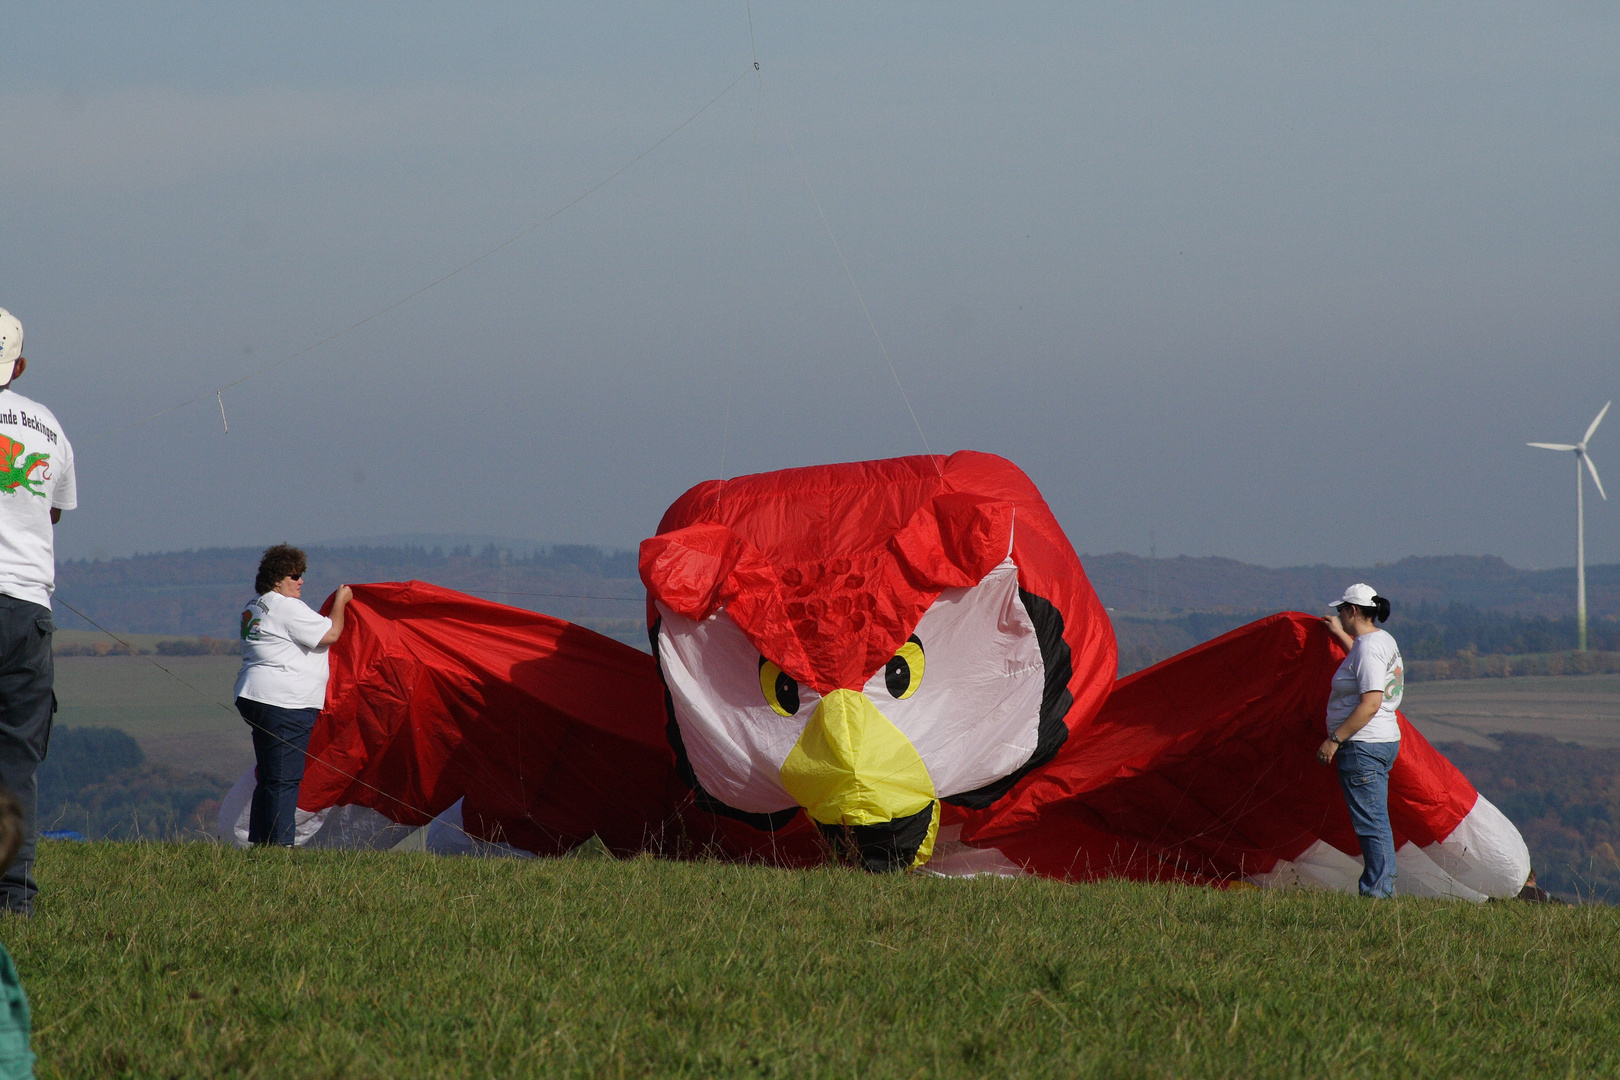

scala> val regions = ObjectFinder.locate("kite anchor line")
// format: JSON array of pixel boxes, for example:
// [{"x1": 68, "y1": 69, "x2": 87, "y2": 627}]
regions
[
  {"x1": 717, "y1": 64, "x2": 766, "y2": 499},
  {"x1": 216, "y1": 391, "x2": 228, "y2": 434},
  {"x1": 759, "y1": 74, "x2": 938, "y2": 472}
]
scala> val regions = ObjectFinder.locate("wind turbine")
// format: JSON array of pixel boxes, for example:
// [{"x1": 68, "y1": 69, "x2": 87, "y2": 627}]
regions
[{"x1": 1528, "y1": 401, "x2": 1609, "y2": 651}]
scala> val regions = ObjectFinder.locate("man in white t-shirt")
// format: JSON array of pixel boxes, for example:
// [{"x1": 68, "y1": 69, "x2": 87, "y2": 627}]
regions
[
  {"x1": 233, "y1": 544, "x2": 352, "y2": 845},
  {"x1": 0, "y1": 309, "x2": 77, "y2": 913}
]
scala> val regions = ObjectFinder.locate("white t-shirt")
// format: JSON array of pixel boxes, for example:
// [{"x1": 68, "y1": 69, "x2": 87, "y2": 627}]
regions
[
  {"x1": 0, "y1": 388, "x2": 77, "y2": 610},
  {"x1": 233, "y1": 591, "x2": 335, "y2": 710},
  {"x1": 1325, "y1": 628, "x2": 1404, "y2": 743}
]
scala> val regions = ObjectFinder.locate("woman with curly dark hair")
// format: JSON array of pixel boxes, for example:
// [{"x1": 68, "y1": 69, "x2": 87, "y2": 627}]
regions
[{"x1": 233, "y1": 544, "x2": 353, "y2": 846}]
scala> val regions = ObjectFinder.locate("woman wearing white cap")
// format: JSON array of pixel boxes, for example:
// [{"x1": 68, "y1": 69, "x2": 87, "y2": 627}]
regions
[{"x1": 1319, "y1": 583, "x2": 1404, "y2": 898}]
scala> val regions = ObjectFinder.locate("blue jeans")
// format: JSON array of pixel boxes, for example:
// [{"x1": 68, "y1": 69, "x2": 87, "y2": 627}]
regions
[
  {"x1": 236, "y1": 698, "x2": 318, "y2": 847},
  {"x1": 1337, "y1": 739, "x2": 1400, "y2": 898}
]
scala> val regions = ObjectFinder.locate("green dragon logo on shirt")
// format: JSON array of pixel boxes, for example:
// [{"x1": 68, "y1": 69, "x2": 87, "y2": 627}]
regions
[
  {"x1": 240, "y1": 610, "x2": 262, "y2": 641},
  {"x1": 0, "y1": 436, "x2": 48, "y2": 498}
]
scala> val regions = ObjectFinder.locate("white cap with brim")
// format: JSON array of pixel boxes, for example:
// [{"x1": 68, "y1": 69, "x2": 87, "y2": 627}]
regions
[
  {"x1": 1329, "y1": 583, "x2": 1379, "y2": 610},
  {"x1": 0, "y1": 309, "x2": 21, "y2": 385}
]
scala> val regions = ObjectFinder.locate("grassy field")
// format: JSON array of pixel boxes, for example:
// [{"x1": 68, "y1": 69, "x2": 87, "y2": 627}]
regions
[
  {"x1": 1400, "y1": 673, "x2": 1620, "y2": 749},
  {"x1": 5, "y1": 842, "x2": 1618, "y2": 1079},
  {"x1": 51, "y1": 655, "x2": 250, "y2": 781}
]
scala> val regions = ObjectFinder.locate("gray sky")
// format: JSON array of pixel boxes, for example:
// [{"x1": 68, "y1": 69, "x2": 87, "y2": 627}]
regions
[{"x1": 2, "y1": 3, "x2": 1615, "y2": 569}]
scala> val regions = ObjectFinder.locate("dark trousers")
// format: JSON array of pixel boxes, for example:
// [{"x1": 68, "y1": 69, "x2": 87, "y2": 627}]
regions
[
  {"x1": 0, "y1": 596, "x2": 55, "y2": 914},
  {"x1": 236, "y1": 698, "x2": 317, "y2": 847}
]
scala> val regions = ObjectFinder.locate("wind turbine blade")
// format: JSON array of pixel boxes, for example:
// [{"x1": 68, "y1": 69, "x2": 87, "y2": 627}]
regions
[
  {"x1": 1584, "y1": 401, "x2": 1612, "y2": 444},
  {"x1": 1585, "y1": 452, "x2": 1607, "y2": 501},
  {"x1": 1527, "y1": 442, "x2": 1577, "y2": 451}
]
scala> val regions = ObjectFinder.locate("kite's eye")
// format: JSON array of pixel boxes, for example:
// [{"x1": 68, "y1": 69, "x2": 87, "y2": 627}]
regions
[
  {"x1": 884, "y1": 635, "x2": 925, "y2": 699},
  {"x1": 759, "y1": 658, "x2": 801, "y2": 717}
]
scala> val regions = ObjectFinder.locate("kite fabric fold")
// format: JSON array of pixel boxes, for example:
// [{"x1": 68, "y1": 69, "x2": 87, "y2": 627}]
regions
[
  {"x1": 221, "y1": 584, "x2": 1528, "y2": 900},
  {"x1": 303, "y1": 580, "x2": 677, "y2": 856}
]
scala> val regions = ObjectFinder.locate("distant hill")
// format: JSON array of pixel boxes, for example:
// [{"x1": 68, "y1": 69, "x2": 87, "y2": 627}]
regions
[
  {"x1": 51, "y1": 545, "x2": 1618, "y2": 660},
  {"x1": 53, "y1": 543, "x2": 648, "y2": 647},
  {"x1": 1081, "y1": 553, "x2": 1620, "y2": 619}
]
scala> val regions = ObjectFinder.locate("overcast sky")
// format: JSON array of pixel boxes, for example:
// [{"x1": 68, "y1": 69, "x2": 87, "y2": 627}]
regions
[{"x1": 2, "y1": 3, "x2": 1615, "y2": 569}]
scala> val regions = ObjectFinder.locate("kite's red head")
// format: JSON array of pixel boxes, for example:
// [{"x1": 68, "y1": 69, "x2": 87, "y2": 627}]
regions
[{"x1": 640, "y1": 451, "x2": 1116, "y2": 870}]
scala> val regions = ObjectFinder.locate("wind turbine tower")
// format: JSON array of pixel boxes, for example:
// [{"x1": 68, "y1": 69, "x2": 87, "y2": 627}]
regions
[{"x1": 1528, "y1": 401, "x2": 1609, "y2": 651}]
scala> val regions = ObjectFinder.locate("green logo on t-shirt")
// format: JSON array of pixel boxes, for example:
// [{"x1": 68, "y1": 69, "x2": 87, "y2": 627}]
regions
[
  {"x1": 240, "y1": 611, "x2": 262, "y2": 641},
  {"x1": 0, "y1": 436, "x2": 48, "y2": 498}
]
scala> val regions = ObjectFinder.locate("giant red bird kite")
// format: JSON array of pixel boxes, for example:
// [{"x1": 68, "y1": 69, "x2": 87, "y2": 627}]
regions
[{"x1": 218, "y1": 452, "x2": 1530, "y2": 899}]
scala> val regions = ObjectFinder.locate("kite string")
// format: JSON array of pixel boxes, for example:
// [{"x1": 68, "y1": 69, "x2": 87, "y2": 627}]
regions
[
  {"x1": 718, "y1": 65, "x2": 766, "y2": 490},
  {"x1": 85, "y1": 66, "x2": 754, "y2": 448},
  {"x1": 52, "y1": 596, "x2": 485, "y2": 848},
  {"x1": 719, "y1": 0, "x2": 760, "y2": 503},
  {"x1": 758, "y1": 74, "x2": 938, "y2": 471}
]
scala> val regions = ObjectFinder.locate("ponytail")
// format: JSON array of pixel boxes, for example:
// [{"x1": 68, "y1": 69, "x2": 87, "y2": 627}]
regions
[{"x1": 1343, "y1": 596, "x2": 1391, "y2": 624}]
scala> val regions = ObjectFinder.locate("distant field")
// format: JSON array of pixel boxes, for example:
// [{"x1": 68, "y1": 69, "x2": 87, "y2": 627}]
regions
[
  {"x1": 1400, "y1": 674, "x2": 1620, "y2": 750},
  {"x1": 51, "y1": 629, "x2": 220, "y2": 653},
  {"x1": 52, "y1": 657, "x2": 1620, "y2": 786},
  {"x1": 51, "y1": 655, "x2": 250, "y2": 781},
  {"x1": 8, "y1": 841, "x2": 1618, "y2": 1079}
]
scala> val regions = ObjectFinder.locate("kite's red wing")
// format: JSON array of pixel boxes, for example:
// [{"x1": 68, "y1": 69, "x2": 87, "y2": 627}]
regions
[
  {"x1": 307, "y1": 582, "x2": 676, "y2": 855},
  {"x1": 948, "y1": 613, "x2": 1515, "y2": 894},
  {"x1": 307, "y1": 581, "x2": 827, "y2": 864}
]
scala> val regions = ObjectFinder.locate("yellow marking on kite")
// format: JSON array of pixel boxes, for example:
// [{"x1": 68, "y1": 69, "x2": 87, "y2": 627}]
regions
[
  {"x1": 759, "y1": 659, "x2": 799, "y2": 717},
  {"x1": 910, "y1": 799, "x2": 941, "y2": 869},
  {"x1": 779, "y1": 689, "x2": 935, "y2": 826},
  {"x1": 887, "y1": 637, "x2": 926, "y2": 699}
]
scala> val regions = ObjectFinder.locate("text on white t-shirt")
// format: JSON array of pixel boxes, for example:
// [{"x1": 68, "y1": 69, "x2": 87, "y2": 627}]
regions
[{"x1": 0, "y1": 389, "x2": 76, "y2": 610}]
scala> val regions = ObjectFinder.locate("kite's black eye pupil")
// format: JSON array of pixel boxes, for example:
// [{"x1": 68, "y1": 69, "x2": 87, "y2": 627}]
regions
[
  {"x1": 885, "y1": 655, "x2": 911, "y2": 698},
  {"x1": 776, "y1": 671, "x2": 800, "y2": 714}
]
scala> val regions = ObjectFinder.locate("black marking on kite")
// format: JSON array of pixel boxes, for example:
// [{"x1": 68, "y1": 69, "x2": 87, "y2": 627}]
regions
[
  {"x1": 942, "y1": 587, "x2": 1073, "y2": 810},
  {"x1": 818, "y1": 800, "x2": 936, "y2": 873}
]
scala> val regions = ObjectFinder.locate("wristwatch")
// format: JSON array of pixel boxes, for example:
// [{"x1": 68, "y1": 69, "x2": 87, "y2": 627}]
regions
[{"x1": 1328, "y1": 734, "x2": 1345, "y2": 746}]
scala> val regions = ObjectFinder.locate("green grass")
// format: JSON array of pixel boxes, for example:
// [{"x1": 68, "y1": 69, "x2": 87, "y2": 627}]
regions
[
  {"x1": 52, "y1": 656, "x2": 250, "y2": 780},
  {"x1": 6, "y1": 842, "x2": 1618, "y2": 1078}
]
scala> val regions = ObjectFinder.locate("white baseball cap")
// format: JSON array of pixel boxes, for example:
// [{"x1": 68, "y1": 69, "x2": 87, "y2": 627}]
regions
[
  {"x1": 1329, "y1": 583, "x2": 1379, "y2": 610},
  {"x1": 0, "y1": 309, "x2": 20, "y2": 377}
]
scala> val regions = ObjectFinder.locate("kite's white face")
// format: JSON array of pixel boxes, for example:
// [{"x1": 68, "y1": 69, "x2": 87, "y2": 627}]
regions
[{"x1": 655, "y1": 558, "x2": 1050, "y2": 854}]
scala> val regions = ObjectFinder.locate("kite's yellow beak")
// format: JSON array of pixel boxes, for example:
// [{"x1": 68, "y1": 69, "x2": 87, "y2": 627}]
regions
[{"x1": 779, "y1": 688, "x2": 939, "y2": 868}]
